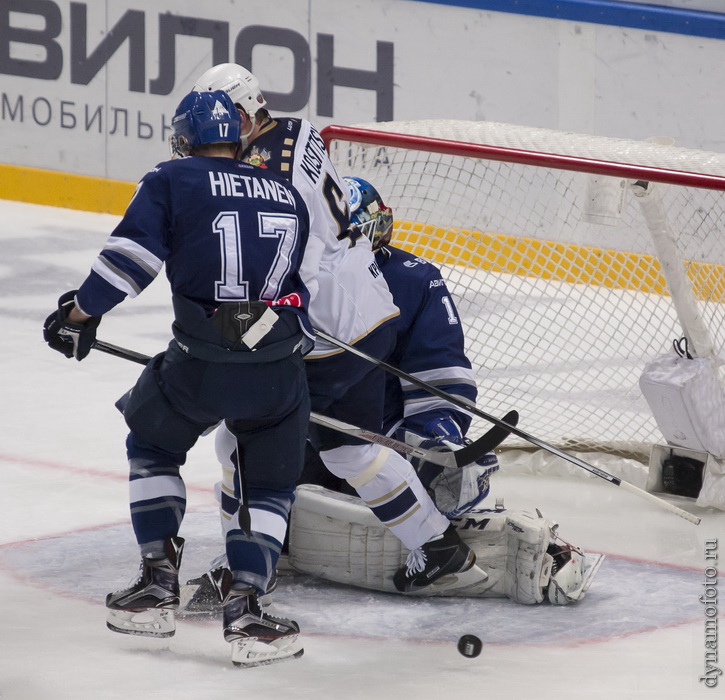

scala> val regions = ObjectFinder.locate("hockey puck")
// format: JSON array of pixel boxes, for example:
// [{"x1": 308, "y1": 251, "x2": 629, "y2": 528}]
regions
[{"x1": 457, "y1": 634, "x2": 482, "y2": 658}]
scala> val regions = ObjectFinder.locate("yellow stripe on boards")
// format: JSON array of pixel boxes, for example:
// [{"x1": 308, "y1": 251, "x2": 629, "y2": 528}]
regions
[
  {"x1": 395, "y1": 221, "x2": 725, "y2": 303},
  {"x1": 0, "y1": 163, "x2": 135, "y2": 215},
  {"x1": 1, "y1": 164, "x2": 722, "y2": 303}
]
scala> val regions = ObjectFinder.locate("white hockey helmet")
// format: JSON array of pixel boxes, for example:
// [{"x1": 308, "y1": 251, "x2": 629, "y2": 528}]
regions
[
  {"x1": 193, "y1": 63, "x2": 267, "y2": 119},
  {"x1": 193, "y1": 64, "x2": 267, "y2": 151}
]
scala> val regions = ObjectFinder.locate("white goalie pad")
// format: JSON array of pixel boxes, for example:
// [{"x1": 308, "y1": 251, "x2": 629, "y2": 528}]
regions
[
  {"x1": 288, "y1": 485, "x2": 604, "y2": 604},
  {"x1": 546, "y1": 540, "x2": 605, "y2": 604}
]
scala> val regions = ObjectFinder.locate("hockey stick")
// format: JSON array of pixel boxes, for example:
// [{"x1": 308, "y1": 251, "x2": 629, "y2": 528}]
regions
[
  {"x1": 91, "y1": 339, "x2": 515, "y2": 468},
  {"x1": 92, "y1": 340, "x2": 151, "y2": 366},
  {"x1": 310, "y1": 410, "x2": 518, "y2": 468},
  {"x1": 313, "y1": 329, "x2": 702, "y2": 526}
]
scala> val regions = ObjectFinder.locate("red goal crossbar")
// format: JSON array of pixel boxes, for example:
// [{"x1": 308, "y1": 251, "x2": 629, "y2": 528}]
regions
[{"x1": 321, "y1": 124, "x2": 725, "y2": 191}]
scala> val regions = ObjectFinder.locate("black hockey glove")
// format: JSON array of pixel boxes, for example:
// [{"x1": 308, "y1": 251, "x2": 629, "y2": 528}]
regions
[{"x1": 43, "y1": 290, "x2": 101, "y2": 361}]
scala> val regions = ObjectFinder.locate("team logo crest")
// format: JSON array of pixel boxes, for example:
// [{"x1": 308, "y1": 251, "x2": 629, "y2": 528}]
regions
[
  {"x1": 211, "y1": 100, "x2": 230, "y2": 119},
  {"x1": 244, "y1": 146, "x2": 271, "y2": 168}
]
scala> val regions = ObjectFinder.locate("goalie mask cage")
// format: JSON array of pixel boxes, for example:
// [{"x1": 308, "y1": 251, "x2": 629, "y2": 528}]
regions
[{"x1": 322, "y1": 120, "x2": 725, "y2": 461}]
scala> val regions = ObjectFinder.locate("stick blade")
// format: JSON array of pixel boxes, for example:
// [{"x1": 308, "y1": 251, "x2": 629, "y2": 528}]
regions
[{"x1": 454, "y1": 410, "x2": 519, "y2": 467}]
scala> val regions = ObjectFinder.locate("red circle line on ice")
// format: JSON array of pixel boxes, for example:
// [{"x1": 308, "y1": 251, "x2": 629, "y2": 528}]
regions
[{"x1": 0, "y1": 507, "x2": 708, "y2": 649}]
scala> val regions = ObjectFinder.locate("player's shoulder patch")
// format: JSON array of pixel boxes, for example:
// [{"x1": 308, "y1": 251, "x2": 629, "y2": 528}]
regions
[
  {"x1": 275, "y1": 117, "x2": 303, "y2": 140},
  {"x1": 389, "y1": 246, "x2": 445, "y2": 281},
  {"x1": 138, "y1": 160, "x2": 173, "y2": 187},
  {"x1": 148, "y1": 159, "x2": 172, "y2": 174}
]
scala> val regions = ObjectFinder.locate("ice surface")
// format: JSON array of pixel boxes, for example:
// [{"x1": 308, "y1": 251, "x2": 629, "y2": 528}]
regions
[{"x1": 0, "y1": 200, "x2": 722, "y2": 699}]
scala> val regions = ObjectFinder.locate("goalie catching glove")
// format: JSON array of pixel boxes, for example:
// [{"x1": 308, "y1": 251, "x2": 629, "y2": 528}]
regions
[
  {"x1": 399, "y1": 414, "x2": 500, "y2": 517},
  {"x1": 43, "y1": 290, "x2": 101, "y2": 361}
]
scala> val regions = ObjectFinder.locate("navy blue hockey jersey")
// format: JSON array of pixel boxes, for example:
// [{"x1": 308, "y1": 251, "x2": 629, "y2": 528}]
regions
[
  {"x1": 377, "y1": 245, "x2": 478, "y2": 435},
  {"x1": 75, "y1": 156, "x2": 312, "y2": 338}
]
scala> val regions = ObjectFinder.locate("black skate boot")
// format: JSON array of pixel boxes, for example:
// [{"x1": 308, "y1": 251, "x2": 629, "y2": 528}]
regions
[
  {"x1": 393, "y1": 524, "x2": 481, "y2": 593},
  {"x1": 211, "y1": 567, "x2": 303, "y2": 667},
  {"x1": 181, "y1": 567, "x2": 278, "y2": 614},
  {"x1": 105, "y1": 536, "x2": 184, "y2": 637}
]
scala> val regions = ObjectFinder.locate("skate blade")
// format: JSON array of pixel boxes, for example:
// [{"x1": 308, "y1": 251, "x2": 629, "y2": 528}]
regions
[
  {"x1": 106, "y1": 608, "x2": 176, "y2": 637},
  {"x1": 230, "y1": 635, "x2": 304, "y2": 667},
  {"x1": 406, "y1": 563, "x2": 489, "y2": 597}
]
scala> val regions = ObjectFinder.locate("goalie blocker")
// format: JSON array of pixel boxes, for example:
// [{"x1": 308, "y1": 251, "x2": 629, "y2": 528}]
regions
[{"x1": 288, "y1": 485, "x2": 604, "y2": 605}]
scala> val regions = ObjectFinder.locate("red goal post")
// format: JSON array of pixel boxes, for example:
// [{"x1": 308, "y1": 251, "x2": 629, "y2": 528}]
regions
[{"x1": 321, "y1": 120, "x2": 725, "y2": 461}]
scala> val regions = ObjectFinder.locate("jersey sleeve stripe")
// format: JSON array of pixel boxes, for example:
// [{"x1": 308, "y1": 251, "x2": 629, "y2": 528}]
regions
[
  {"x1": 103, "y1": 236, "x2": 164, "y2": 276},
  {"x1": 91, "y1": 256, "x2": 145, "y2": 298},
  {"x1": 402, "y1": 396, "x2": 476, "y2": 421},
  {"x1": 399, "y1": 366, "x2": 478, "y2": 389}
]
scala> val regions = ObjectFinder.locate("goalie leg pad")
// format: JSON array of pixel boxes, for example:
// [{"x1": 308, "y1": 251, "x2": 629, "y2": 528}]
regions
[
  {"x1": 289, "y1": 484, "x2": 405, "y2": 593},
  {"x1": 455, "y1": 510, "x2": 556, "y2": 604},
  {"x1": 546, "y1": 542, "x2": 605, "y2": 604},
  {"x1": 288, "y1": 486, "x2": 604, "y2": 602},
  {"x1": 456, "y1": 511, "x2": 604, "y2": 603},
  {"x1": 289, "y1": 485, "x2": 488, "y2": 596}
]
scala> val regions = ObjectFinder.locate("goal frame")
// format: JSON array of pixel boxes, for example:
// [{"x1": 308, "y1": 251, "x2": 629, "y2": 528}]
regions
[{"x1": 321, "y1": 124, "x2": 725, "y2": 191}]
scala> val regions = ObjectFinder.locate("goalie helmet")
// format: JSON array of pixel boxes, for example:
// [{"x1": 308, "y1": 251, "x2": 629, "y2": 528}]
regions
[
  {"x1": 343, "y1": 176, "x2": 394, "y2": 251},
  {"x1": 169, "y1": 90, "x2": 241, "y2": 158},
  {"x1": 193, "y1": 63, "x2": 266, "y2": 153}
]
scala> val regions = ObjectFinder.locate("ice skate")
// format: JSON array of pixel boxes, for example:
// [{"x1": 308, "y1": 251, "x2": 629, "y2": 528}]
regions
[
  {"x1": 179, "y1": 566, "x2": 224, "y2": 615},
  {"x1": 393, "y1": 524, "x2": 485, "y2": 594},
  {"x1": 181, "y1": 568, "x2": 278, "y2": 614},
  {"x1": 105, "y1": 536, "x2": 184, "y2": 638},
  {"x1": 213, "y1": 568, "x2": 303, "y2": 667}
]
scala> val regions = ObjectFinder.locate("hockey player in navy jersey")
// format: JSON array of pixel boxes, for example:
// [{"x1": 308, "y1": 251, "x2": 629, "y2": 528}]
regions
[
  {"x1": 43, "y1": 90, "x2": 312, "y2": 667},
  {"x1": 192, "y1": 63, "x2": 484, "y2": 593}
]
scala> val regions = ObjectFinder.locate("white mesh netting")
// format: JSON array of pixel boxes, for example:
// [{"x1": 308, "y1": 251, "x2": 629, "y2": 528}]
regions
[{"x1": 326, "y1": 120, "x2": 725, "y2": 459}]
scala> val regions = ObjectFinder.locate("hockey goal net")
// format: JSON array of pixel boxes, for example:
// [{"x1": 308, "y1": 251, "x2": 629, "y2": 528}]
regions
[{"x1": 322, "y1": 120, "x2": 725, "y2": 462}]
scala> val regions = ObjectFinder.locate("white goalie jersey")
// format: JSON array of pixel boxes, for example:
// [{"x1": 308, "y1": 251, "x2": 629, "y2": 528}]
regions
[{"x1": 288, "y1": 485, "x2": 604, "y2": 605}]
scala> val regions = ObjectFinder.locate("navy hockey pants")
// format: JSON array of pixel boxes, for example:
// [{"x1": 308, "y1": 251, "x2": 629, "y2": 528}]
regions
[{"x1": 122, "y1": 341, "x2": 309, "y2": 586}]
